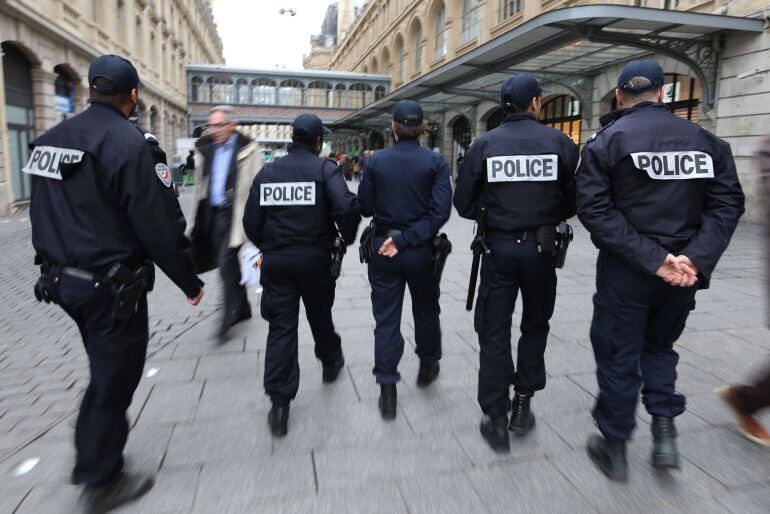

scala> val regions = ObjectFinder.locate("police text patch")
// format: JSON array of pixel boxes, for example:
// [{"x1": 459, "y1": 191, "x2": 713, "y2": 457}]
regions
[
  {"x1": 22, "y1": 146, "x2": 84, "y2": 180},
  {"x1": 630, "y1": 151, "x2": 714, "y2": 180},
  {"x1": 487, "y1": 155, "x2": 558, "y2": 182},
  {"x1": 260, "y1": 182, "x2": 316, "y2": 206}
]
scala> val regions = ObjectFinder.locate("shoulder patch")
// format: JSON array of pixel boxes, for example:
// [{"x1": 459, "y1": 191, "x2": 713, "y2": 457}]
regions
[{"x1": 155, "y1": 163, "x2": 172, "y2": 187}]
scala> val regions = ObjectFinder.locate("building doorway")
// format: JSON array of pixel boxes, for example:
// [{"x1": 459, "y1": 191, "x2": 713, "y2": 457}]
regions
[
  {"x1": 3, "y1": 42, "x2": 36, "y2": 202},
  {"x1": 452, "y1": 115, "x2": 472, "y2": 180},
  {"x1": 539, "y1": 95, "x2": 581, "y2": 145}
]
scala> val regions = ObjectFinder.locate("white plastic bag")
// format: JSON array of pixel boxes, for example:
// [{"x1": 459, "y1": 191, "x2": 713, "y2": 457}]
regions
[{"x1": 238, "y1": 242, "x2": 263, "y2": 293}]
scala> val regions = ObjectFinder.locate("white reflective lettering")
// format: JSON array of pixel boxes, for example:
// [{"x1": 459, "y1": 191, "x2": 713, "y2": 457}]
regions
[
  {"x1": 630, "y1": 151, "x2": 714, "y2": 180},
  {"x1": 260, "y1": 182, "x2": 316, "y2": 206},
  {"x1": 22, "y1": 146, "x2": 84, "y2": 181},
  {"x1": 486, "y1": 155, "x2": 559, "y2": 182}
]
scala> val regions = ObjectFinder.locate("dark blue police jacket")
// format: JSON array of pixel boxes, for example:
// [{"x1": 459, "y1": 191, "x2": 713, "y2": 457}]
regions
[
  {"x1": 26, "y1": 101, "x2": 201, "y2": 298},
  {"x1": 243, "y1": 144, "x2": 361, "y2": 251},
  {"x1": 358, "y1": 138, "x2": 452, "y2": 249},
  {"x1": 453, "y1": 112, "x2": 578, "y2": 231},
  {"x1": 576, "y1": 102, "x2": 745, "y2": 284}
]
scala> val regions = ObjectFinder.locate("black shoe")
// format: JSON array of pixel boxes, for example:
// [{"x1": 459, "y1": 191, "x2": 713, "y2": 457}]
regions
[
  {"x1": 218, "y1": 304, "x2": 252, "y2": 341},
  {"x1": 79, "y1": 472, "x2": 155, "y2": 513},
  {"x1": 651, "y1": 416, "x2": 680, "y2": 469},
  {"x1": 379, "y1": 384, "x2": 397, "y2": 420},
  {"x1": 416, "y1": 361, "x2": 440, "y2": 388},
  {"x1": 322, "y1": 355, "x2": 345, "y2": 383},
  {"x1": 268, "y1": 404, "x2": 289, "y2": 437},
  {"x1": 586, "y1": 433, "x2": 627, "y2": 482},
  {"x1": 480, "y1": 415, "x2": 510, "y2": 453},
  {"x1": 509, "y1": 392, "x2": 536, "y2": 436}
]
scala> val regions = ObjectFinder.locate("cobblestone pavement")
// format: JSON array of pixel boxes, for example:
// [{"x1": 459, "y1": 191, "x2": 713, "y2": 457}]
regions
[{"x1": 1, "y1": 188, "x2": 769, "y2": 513}]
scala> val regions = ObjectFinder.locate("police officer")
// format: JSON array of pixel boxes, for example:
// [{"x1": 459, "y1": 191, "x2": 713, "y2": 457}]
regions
[
  {"x1": 358, "y1": 100, "x2": 452, "y2": 420},
  {"x1": 27, "y1": 55, "x2": 204, "y2": 511},
  {"x1": 454, "y1": 74, "x2": 578, "y2": 452},
  {"x1": 576, "y1": 60, "x2": 745, "y2": 481},
  {"x1": 243, "y1": 114, "x2": 361, "y2": 436}
]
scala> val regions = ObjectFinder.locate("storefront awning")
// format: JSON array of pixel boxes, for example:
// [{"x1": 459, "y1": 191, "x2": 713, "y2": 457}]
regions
[{"x1": 331, "y1": 5, "x2": 764, "y2": 133}]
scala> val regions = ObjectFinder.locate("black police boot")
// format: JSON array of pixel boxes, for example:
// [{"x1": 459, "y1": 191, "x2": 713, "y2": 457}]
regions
[
  {"x1": 322, "y1": 355, "x2": 345, "y2": 383},
  {"x1": 79, "y1": 472, "x2": 155, "y2": 514},
  {"x1": 379, "y1": 384, "x2": 397, "y2": 420},
  {"x1": 480, "y1": 415, "x2": 511, "y2": 453},
  {"x1": 509, "y1": 392, "x2": 536, "y2": 436},
  {"x1": 416, "y1": 360, "x2": 440, "y2": 388},
  {"x1": 651, "y1": 416, "x2": 680, "y2": 469},
  {"x1": 586, "y1": 433, "x2": 628, "y2": 482},
  {"x1": 268, "y1": 404, "x2": 290, "y2": 437}
]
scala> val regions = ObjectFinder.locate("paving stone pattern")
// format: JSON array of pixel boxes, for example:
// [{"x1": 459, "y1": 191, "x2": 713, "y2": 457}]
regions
[{"x1": 1, "y1": 189, "x2": 769, "y2": 513}]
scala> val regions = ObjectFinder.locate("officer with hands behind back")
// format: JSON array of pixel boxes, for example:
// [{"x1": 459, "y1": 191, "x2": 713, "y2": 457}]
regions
[
  {"x1": 27, "y1": 55, "x2": 204, "y2": 513},
  {"x1": 243, "y1": 114, "x2": 361, "y2": 437},
  {"x1": 453, "y1": 73, "x2": 578, "y2": 453},
  {"x1": 576, "y1": 60, "x2": 745, "y2": 481},
  {"x1": 358, "y1": 99, "x2": 452, "y2": 420}
]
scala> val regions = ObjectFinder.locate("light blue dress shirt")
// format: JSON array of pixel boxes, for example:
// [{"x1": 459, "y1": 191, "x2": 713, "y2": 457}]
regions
[{"x1": 210, "y1": 134, "x2": 237, "y2": 206}]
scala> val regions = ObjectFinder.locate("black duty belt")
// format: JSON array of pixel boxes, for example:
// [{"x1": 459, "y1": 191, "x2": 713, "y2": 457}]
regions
[
  {"x1": 375, "y1": 228, "x2": 402, "y2": 238},
  {"x1": 486, "y1": 228, "x2": 534, "y2": 241}
]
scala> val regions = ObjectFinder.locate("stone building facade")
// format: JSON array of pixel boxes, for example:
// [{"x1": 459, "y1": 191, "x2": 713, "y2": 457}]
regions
[
  {"x1": 0, "y1": 0, "x2": 224, "y2": 215},
  {"x1": 307, "y1": 0, "x2": 770, "y2": 222}
]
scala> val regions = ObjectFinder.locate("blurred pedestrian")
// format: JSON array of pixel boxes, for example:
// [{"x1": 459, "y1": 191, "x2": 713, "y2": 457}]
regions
[{"x1": 715, "y1": 135, "x2": 770, "y2": 448}]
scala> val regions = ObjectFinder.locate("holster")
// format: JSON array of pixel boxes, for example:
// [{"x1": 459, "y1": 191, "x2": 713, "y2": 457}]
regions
[
  {"x1": 432, "y1": 233, "x2": 452, "y2": 279},
  {"x1": 330, "y1": 237, "x2": 346, "y2": 280},
  {"x1": 105, "y1": 261, "x2": 154, "y2": 319},
  {"x1": 553, "y1": 222, "x2": 573, "y2": 269},
  {"x1": 359, "y1": 221, "x2": 376, "y2": 263}
]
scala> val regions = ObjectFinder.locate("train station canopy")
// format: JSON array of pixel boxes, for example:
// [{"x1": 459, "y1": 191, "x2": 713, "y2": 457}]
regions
[{"x1": 331, "y1": 5, "x2": 764, "y2": 132}]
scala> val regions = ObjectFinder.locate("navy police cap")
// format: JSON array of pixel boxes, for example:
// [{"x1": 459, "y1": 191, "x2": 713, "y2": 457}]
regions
[
  {"x1": 392, "y1": 99, "x2": 424, "y2": 126},
  {"x1": 292, "y1": 113, "x2": 331, "y2": 140},
  {"x1": 500, "y1": 73, "x2": 547, "y2": 110},
  {"x1": 617, "y1": 60, "x2": 665, "y2": 93},
  {"x1": 88, "y1": 55, "x2": 142, "y2": 95}
]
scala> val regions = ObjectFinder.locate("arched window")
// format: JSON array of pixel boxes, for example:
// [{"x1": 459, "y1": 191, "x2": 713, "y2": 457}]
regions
[
  {"x1": 278, "y1": 80, "x2": 304, "y2": 106},
  {"x1": 332, "y1": 84, "x2": 346, "y2": 107},
  {"x1": 207, "y1": 75, "x2": 232, "y2": 104},
  {"x1": 371, "y1": 56, "x2": 379, "y2": 74},
  {"x1": 252, "y1": 78, "x2": 276, "y2": 105},
  {"x1": 486, "y1": 108, "x2": 506, "y2": 131},
  {"x1": 500, "y1": 0, "x2": 524, "y2": 22},
  {"x1": 149, "y1": 106, "x2": 159, "y2": 134},
  {"x1": 461, "y1": 0, "x2": 480, "y2": 43},
  {"x1": 3, "y1": 42, "x2": 36, "y2": 201},
  {"x1": 434, "y1": 3, "x2": 448, "y2": 59},
  {"x1": 236, "y1": 78, "x2": 250, "y2": 104},
  {"x1": 349, "y1": 83, "x2": 373, "y2": 109},
  {"x1": 540, "y1": 95, "x2": 581, "y2": 145},
  {"x1": 381, "y1": 47, "x2": 391, "y2": 75},
  {"x1": 307, "y1": 81, "x2": 332, "y2": 107},
  {"x1": 412, "y1": 21, "x2": 423, "y2": 74},
  {"x1": 451, "y1": 116, "x2": 472, "y2": 181},
  {"x1": 375, "y1": 85, "x2": 387, "y2": 101},
  {"x1": 394, "y1": 35, "x2": 406, "y2": 84},
  {"x1": 191, "y1": 76, "x2": 204, "y2": 102}
]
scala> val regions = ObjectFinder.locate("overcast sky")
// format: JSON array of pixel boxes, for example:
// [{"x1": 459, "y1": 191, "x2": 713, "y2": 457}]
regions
[{"x1": 211, "y1": 0, "x2": 364, "y2": 70}]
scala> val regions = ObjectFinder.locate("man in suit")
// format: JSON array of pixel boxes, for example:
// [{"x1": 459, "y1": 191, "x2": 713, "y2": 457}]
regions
[{"x1": 189, "y1": 106, "x2": 263, "y2": 341}]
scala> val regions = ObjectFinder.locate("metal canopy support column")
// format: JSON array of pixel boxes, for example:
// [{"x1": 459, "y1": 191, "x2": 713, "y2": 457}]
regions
[{"x1": 584, "y1": 27, "x2": 722, "y2": 112}]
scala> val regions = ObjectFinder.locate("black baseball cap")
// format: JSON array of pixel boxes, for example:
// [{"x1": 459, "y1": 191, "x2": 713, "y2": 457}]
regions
[
  {"x1": 617, "y1": 60, "x2": 665, "y2": 94},
  {"x1": 292, "y1": 114, "x2": 331, "y2": 140},
  {"x1": 392, "y1": 100, "x2": 424, "y2": 126},
  {"x1": 88, "y1": 55, "x2": 142, "y2": 95},
  {"x1": 500, "y1": 74, "x2": 547, "y2": 110}
]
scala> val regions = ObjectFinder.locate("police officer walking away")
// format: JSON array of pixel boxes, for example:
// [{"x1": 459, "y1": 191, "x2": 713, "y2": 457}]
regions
[
  {"x1": 358, "y1": 100, "x2": 452, "y2": 420},
  {"x1": 576, "y1": 60, "x2": 745, "y2": 481},
  {"x1": 243, "y1": 114, "x2": 361, "y2": 436},
  {"x1": 454, "y1": 74, "x2": 578, "y2": 452},
  {"x1": 26, "y1": 55, "x2": 204, "y2": 511}
]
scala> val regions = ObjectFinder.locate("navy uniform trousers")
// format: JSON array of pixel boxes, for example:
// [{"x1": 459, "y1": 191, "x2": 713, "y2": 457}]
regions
[
  {"x1": 475, "y1": 238, "x2": 557, "y2": 416},
  {"x1": 591, "y1": 250, "x2": 696, "y2": 442},
  {"x1": 260, "y1": 247, "x2": 342, "y2": 405},
  {"x1": 368, "y1": 237, "x2": 442, "y2": 384},
  {"x1": 47, "y1": 269, "x2": 148, "y2": 485}
]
